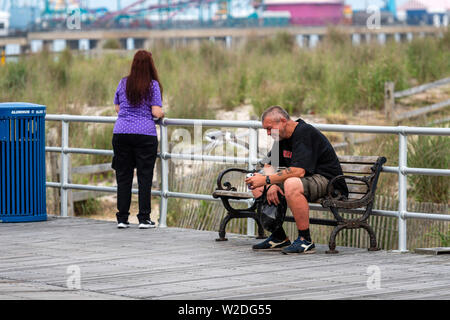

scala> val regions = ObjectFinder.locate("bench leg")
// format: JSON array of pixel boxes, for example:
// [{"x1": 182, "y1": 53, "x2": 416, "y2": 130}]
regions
[
  {"x1": 326, "y1": 224, "x2": 346, "y2": 254},
  {"x1": 217, "y1": 212, "x2": 266, "y2": 241},
  {"x1": 216, "y1": 213, "x2": 233, "y2": 241},
  {"x1": 326, "y1": 222, "x2": 380, "y2": 253},
  {"x1": 360, "y1": 222, "x2": 380, "y2": 252}
]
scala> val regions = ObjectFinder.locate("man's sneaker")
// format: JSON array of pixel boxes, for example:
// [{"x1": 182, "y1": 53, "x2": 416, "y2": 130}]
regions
[
  {"x1": 282, "y1": 237, "x2": 316, "y2": 254},
  {"x1": 117, "y1": 222, "x2": 130, "y2": 229},
  {"x1": 138, "y1": 220, "x2": 156, "y2": 229},
  {"x1": 252, "y1": 235, "x2": 291, "y2": 251}
]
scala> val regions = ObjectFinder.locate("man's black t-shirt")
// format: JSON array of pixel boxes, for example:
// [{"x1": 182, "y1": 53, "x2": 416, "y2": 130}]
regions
[{"x1": 266, "y1": 119, "x2": 348, "y2": 197}]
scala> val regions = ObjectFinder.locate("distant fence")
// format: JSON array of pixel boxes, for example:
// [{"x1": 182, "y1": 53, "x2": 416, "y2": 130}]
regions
[
  {"x1": 44, "y1": 115, "x2": 450, "y2": 252},
  {"x1": 384, "y1": 77, "x2": 450, "y2": 121}
]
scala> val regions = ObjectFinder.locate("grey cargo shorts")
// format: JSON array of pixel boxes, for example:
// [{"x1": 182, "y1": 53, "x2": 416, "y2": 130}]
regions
[{"x1": 278, "y1": 174, "x2": 329, "y2": 202}]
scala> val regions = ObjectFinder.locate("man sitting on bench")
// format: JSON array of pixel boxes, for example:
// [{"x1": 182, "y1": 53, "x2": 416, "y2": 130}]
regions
[{"x1": 245, "y1": 106, "x2": 348, "y2": 254}]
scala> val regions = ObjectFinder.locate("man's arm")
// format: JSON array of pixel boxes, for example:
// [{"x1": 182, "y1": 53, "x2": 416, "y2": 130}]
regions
[
  {"x1": 263, "y1": 164, "x2": 276, "y2": 175},
  {"x1": 245, "y1": 166, "x2": 306, "y2": 189},
  {"x1": 268, "y1": 167, "x2": 305, "y2": 184}
]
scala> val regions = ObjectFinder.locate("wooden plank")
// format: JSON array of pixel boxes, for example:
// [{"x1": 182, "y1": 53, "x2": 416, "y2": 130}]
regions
[
  {"x1": 341, "y1": 163, "x2": 373, "y2": 174},
  {"x1": 72, "y1": 163, "x2": 113, "y2": 175},
  {"x1": 3, "y1": 216, "x2": 450, "y2": 300},
  {"x1": 346, "y1": 184, "x2": 368, "y2": 194},
  {"x1": 415, "y1": 247, "x2": 450, "y2": 255},
  {"x1": 338, "y1": 155, "x2": 379, "y2": 164},
  {"x1": 333, "y1": 137, "x2": 377, "y2": 151},
  {"x1": 348, "y1": 193, "x2": 365, "y2": 200},
  {"x1": 72, "y1": 191, "x2": 110, "y2": 202},
  {"x1": 385, "y1": 82, "x2": 395, "y2": 118},
  {"x1": 212, "y1": 190, "x2": 253, "y2": 199},
  {"x1": 395, "y1": 99, "x2": 450, "y2": 121},
  {"x1": 345, "y1": 178, "x2": 366, "y2": 185},
  {"x1": 394, "y1": 77, "x2": 450, "y2": 99}
]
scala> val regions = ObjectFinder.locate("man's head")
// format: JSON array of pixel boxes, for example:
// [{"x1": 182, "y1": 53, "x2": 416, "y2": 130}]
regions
[{"x1": 261, "y1": 106, "x2": 291, "y2": 141}]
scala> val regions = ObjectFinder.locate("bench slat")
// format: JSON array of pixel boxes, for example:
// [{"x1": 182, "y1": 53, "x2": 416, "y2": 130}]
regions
[
  {"x1": 345, "y1": 178, "x2": 366, "y2": 185},
  {"x1": 213, "y1": 190, "x2": 253, "y2": 199},
  {"x1": 348, "y1": 192, "x2": 366, "y2": 200},
  {"x1": 341, "y1": 163, "x2": 373, "y2": 174},
  {"x1": 347, "y1": 184, "x2": 368, "y2": 194},
  {"x1": 338, "y1": 155, "x2": 380, "y2": 164}
]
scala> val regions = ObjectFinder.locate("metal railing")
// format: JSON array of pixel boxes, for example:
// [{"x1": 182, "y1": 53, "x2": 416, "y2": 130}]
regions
[{"x1": 45, "y1": 114, "x2": 450, "y2": 252}]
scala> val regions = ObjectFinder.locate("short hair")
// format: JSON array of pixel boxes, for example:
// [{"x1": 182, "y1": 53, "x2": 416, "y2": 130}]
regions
[{"x1": 261, "y1": 106, "x2": 290, "y2": 123}]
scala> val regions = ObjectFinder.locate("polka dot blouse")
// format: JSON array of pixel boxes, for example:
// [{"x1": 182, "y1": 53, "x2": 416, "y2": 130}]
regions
[{"x1": 113, "y1": 77, "x2": 162, "y2": 136}]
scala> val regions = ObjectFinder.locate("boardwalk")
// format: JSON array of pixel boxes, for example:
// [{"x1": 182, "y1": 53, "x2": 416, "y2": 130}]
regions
[{"x1": 0, "y1": 216, "x2": 449, "y2": 300}]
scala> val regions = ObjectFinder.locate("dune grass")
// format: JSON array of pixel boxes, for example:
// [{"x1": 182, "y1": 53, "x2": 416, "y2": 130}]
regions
[
  {"x1": 1, "y1": 28, "x2": 449, "y2": 204},
  {"x1": 1, "y1": 28, "x2": 449, "y2": 119}
]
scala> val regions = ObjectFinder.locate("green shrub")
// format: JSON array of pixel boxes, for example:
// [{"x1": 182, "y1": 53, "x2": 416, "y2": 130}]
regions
[
  {"x1": 74, "y1": 198, "x2": 102, "y2": 216},
  {"x1": 425, "y1": 227, "x2": 450, "y2": 247},
  {"x1": 3, "y1": 60, "x2": 28, "y2": 91}
]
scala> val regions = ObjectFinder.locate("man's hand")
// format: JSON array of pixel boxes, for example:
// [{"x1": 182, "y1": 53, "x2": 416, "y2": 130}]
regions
[
  {"x1": 245, "y1": 173, "x2": 266, "y2": 190},
  {"x1": 266, "y1": 185, "x2": 284, "y2": 206}
]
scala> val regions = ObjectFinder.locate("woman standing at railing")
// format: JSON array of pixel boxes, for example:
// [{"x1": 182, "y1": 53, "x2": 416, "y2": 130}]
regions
[{"x1": 112, "y1": 50, "x2": 164, "y2": 229}]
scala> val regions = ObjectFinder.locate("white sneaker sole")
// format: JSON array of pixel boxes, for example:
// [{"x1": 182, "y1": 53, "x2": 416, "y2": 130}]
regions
[
  {"x1": 282, "y1": 243, "x2": 316, "y2": 255},
  {"x1": 117, "y1": 223, "x2": 130, "y2": 229},
  {"x1": 287, "y1": 249, "x2": 316, "y2": 255},
  {"x1": 138, "y1": 224, "x2": 156, "y2": 229}
]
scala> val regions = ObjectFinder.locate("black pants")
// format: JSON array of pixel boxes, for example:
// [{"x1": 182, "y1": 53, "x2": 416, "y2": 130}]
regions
[{"x1": 112, "y1": 134, "x2": 158, "y2": 223}]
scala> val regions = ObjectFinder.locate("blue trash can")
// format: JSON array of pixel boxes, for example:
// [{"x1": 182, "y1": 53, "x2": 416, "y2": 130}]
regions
[{"x1": 0, "y1": 103, "x2": 47, "y2": 222}]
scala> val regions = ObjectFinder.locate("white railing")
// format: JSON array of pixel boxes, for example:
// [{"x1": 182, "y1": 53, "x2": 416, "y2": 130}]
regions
[{"x1": 45, "y1": 114, "x2": 450, "y2": 252}]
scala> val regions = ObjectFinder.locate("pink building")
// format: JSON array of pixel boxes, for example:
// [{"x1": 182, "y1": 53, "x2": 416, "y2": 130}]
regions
[{"x1": 264, "y1": 0, "x2": 345, "y2": 26}]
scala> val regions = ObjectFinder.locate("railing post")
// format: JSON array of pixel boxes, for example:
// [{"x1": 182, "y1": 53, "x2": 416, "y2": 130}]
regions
[
  {"x1": 397, "y1": 131, "x2": 409, "y2": 252},
  {"x1": 159, "y1": 123, "x2": 169, "y2": 228},
  {"x1": 60, "y1": 120, "x2": 69, "y2": 217},
  {"x1": 247, "y1": 127, "x2": 258, "y2": 237}
]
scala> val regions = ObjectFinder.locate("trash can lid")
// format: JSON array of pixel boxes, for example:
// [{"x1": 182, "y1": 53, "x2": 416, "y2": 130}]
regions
[{"x1": 0, "y1": 102, "x2": 46, "y2": 117}]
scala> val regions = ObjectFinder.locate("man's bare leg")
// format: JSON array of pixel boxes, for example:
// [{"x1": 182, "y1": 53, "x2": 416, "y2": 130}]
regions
[{"x1": 283, "y1": 177, "x2": 310, "y2": 231}]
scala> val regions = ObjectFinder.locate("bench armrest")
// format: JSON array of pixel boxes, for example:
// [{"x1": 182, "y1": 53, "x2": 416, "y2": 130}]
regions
[
  {"x1": 322, "y1": 174, "x2": 373, "y2": 210},
  {"x1": 212, "y1": 167, "x2": 258, "y2": 215},
  {"x1": 215, "y1": 167, "x2": 255, "y2": 192}
]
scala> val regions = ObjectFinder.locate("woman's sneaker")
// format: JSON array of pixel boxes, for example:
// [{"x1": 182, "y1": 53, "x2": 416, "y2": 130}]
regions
[
  {"x1": 252, "y1": 235, "x2": 291, "y2": 251},
  {"x1": 138, "y1": 220, "x2": 156, "y2": 229},
  {"x1": 281, "y1": 237, "x2": 316, "y2": 254},
  {"x1": 117, "y1": 222, "x2": 130, "y2": 229}
]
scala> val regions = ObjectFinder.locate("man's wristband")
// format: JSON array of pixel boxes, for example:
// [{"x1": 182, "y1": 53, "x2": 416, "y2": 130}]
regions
[{"x1": 265, "y1": 175, "x2": 271, "y2": 185}]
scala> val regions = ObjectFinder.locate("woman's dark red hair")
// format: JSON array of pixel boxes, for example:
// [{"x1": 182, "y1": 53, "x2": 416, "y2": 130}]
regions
[{"x1": 126, "y1": 50, "x2": 163, "y2": 106}]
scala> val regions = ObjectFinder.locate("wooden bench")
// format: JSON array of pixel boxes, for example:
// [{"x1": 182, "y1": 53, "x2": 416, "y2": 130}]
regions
[{"x1": 212, "y1": 155, "x2": 387, "y2": 254}]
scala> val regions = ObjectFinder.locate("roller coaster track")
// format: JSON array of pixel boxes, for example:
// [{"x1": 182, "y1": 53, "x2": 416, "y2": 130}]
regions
[{"x1": 93, "y1": 0, "x2": 228, "y2": 26}]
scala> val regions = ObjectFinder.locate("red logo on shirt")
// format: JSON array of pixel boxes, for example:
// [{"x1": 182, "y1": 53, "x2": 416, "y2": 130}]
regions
[{"x1": 283, "y1": 150, "x2": 292, "y2": 158}]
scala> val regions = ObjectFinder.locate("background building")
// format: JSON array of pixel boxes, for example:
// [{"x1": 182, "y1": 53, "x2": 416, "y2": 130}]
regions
[
  {"x1": 398, "y1": 0, "x2": 450, "y2": 26},
  {"x1": 264, "y1": 0, "x2": 345, "y2": 26},
  {"x1": 0, "y1": 10, "x2": 9, "y2": 36}
]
